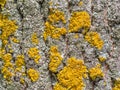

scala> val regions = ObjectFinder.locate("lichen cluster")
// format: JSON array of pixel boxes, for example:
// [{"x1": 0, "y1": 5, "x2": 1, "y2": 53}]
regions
[
  {"x1": 14, "y1": 55, "x2": 26, "y2": 84},
  {"x1": 0, "y1": 11, "x2": 18, "y2": 81},
  {"x1": 27, "y1": 68, "x2": 39, "y2": 82},
  {"x1": 15, "y1": 55, "x2": 25, "y2": 71},
  {"x1": 49, "y1": 46, "x2": 63, "y2": 73},
  {"x1": 1, "y1": 53, "x2": 13, "y2": 81},
  {"x1": 89, "y1": 64, "x2": 104, "y2": 80},
  {"x1": 43, "y1": 9, "x2": 67, "y2": 40},
  {"x1": 112, "y1": 78, "x2": 120, "y2": 90},
  {"x1": 10, "y1": 37, "x2": 20, "y2": 43},
  {"x1": 69, "y1": 11, "x2": 91, "y2": 33},
  {"x1": 28, "y1": 47, "x2": 41, "y2": 64},
  {"x1": 85, "y1": 31, "x2": 104, "y2": 50},
  {"x1": 0, "y1": 2, "x2": 40, "y2": 83},
  {"x1": 0, "y1": 14, "x2": 18, "y2": 45},
  {"x1": 54, "y1": 57, "x2": 88, "y2": 90}
]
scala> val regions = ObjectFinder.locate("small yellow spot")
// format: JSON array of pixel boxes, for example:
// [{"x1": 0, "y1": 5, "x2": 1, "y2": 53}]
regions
[
  {"x1": 15, "y1": 55, "x2": 25, "y2": 68},
  {"x1": 98, "y1": 56, "x2": 106, "y2": 62},
  {"x1": 74, "y1": 34, "x2": 79, "y2": 39},
  {"x1": 0, "y1": 48, "x2": 5, "y2": 58},
  {"x1": 2, "y1": 53, "x2": 12, "y2": 62},
  {"x1": 85, "y1": 31, "x2": 104, "y2": 50},
  {"x1": 28, "y1": 47, "x2": 41, "y2": 64},
  {"x1": 79, "y1": 1, "x2": 83, "y2": 6},
  {"x1": 48, "y1": 1, "x2": 53, "y2": 6},
  {"x1": 27, "y1": 68, "x2": 39, "y2": 82},
  {"x1": 49, "y1": 46, "x2": 63, "y2": 73},
  {"x1": 31, "y1": 33, "x2": 39, "y2": 45},
  {"x1": 89, "y1": 64, "x2": 104, "y2": 80},
  {"x1": 11, "y1": 37, "x2": 20, "y2": 43},
  {"x1": 20, "y1": 78, "x2": 25, "y2": 84},
  {"x1": 69, "y1": 11, "x2": 91, "y2": 33}
]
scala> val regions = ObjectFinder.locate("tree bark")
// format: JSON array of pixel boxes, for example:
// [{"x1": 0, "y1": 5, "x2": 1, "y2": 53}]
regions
[{"x1": 0, "y1": 0, "x2": 120, "y2": 90}]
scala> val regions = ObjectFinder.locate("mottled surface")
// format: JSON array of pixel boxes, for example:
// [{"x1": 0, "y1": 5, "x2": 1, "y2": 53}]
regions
[{"x1": 0, "y1": 0, "x2": 120, "y2": 90}]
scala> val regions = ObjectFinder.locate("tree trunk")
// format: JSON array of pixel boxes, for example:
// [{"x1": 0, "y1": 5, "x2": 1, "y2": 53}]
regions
[{"x1": 0, "y1": 0, "x2": 120, "y2": 90}]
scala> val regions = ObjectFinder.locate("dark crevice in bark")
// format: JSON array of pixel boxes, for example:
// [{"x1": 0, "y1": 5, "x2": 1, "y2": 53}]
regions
[
  {"x1": 37, "y1": 0, "x2": 45, "y2": 13},
  {"x1": 16, "y1": 1, "x2": 28, "y2": 90},
  {"x1": 14, "y1": 0, "x2": 17, "y2": 3}
]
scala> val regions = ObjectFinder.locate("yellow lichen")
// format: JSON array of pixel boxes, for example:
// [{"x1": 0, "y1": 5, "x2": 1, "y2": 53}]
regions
[
  {"x1": 112, "y1": 78, "x2": 120, "y2": 90},
  {"x1": 31, "y1": 33, "x2": 39, "y2": 44},
  {"x1": 54, "y1": 57, "x2": 88, "y2": 90},
  {"x1": 85, "y1": 31, "x2": 104, "y2": 50},
  {"x1": 20, "y1": 78, "x2": 25, "y2": 84},
  {"x1": 69, "y1": 11, "x2": 91, "y2": 33},
  {"x1": 48, "y1": 9, "x2": 66, "y2": 24},
  {"x1": 0, "y1": 0, "x2": 6, "y2": 8},
  {"x1": 98, "y1": 56, "x2": 106, "y2": 62},
  {"x1": 79, "y1": 1, "x2": 83, "y2": 6},
  {"x1": 15, "y1": 55, "x2": 25, "y2": 69},
  {"x1": 49, "y1": 46, "x2": 63, "y2": 73},
  {"x1": 1, "y1": 66, "x2": 13, "y2": 81},
  {"x1": 11, "y1": 37, "x2": 20, "y2": 43},
  {"x1": 0, "y1": 48, "x2": 5, "y2": 58},
  {"x1": 0, "y1": 14, "x2": 18, "y2": 45},
  {"x1": 89, "y1": 64, "x2": 104, "y2": 80},
  {"x1": 54, "y1": 83, "x2": 67, "y2": 90},
  {"x1": 43, "y1": 9, "x2": 67, "y2": 40},
  {"x1": 74, "y1": 34, "x2": 79, "y2": 39},
  {"x1": 27, "y1": 68, "x2": 39, "y2": 82},
  {"x1": 2, "y1": 53, "x2": 12, "y2": 62},
  {"x1": 1, "y1": 53, "x2": 14, "y2": 81},
  {"x1": 28, "y1": 47, "x2": 41, "y2": 64}
]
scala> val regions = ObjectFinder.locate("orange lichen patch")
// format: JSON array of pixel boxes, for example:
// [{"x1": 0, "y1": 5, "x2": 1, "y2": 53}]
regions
[
  {"x1": 98, "y1": 56, "x2": 106, "y2": 62},
  {"x1": 27, "y1": 68, "x2": 39, "y2": 82},
  {"x1": 0, "y1": 14, "x2": 18, "y2": 45},
  {"x1": 31, "y1": 33, "x2": 39, "y2": 44},
  {"x1": 54, "y1": 57, "x2": 88, "y2": 90},
  {"x1": 0, "y1": 0, "x2": 6, "y2": 8},
  {"x1": 85, "y1": 31, "x2": 104, "y2": 50},
  {"x1": 112, "y1": 78, "x2": 120, "y2": 90},
  {"x1": 28, "y1": 47, "x2": 41, "y2": 64},
  {"x1": 69, "y1": 11, "x2": 91, "y2": 33},
  {"x1": 43, "y1": 9, "x2": 67, "y2": 40},
  {"x1": 89, "y1": 64, "x2": 104, "y2": 80},
  {"x1": 49, "y1": 46, "x2": 63, "y2": 73}
]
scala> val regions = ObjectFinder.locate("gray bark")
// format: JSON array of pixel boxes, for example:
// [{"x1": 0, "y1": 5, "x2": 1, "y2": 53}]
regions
[{"x1": 0, "y1": 0, "x2": 120, "y2": 90}]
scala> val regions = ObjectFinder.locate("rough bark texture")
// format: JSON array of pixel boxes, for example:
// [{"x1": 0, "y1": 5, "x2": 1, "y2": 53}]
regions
[{"x1": 0, "y1": 0, "x2": 120, "y2": 90}]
